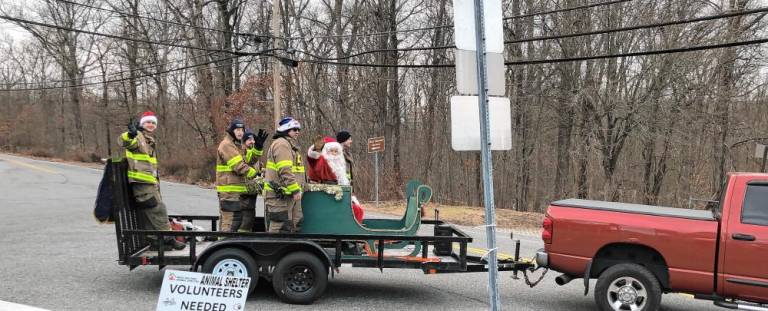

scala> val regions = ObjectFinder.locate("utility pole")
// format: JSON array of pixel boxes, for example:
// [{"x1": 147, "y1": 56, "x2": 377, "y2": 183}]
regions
[{"x1": 271, "y1": 0, "x2": 283, "y2": 129}]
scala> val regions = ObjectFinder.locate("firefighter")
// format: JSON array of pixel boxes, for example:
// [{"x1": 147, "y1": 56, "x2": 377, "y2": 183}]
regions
[
  {"x1": 236, "y1": 128, "x2": 268, "y2": 232},
  {"x1": 119, "y1": 111, "x2": 185, "y2": 251},
  {"x1": 215, "y1": 119, "x2": 258, "y2": 232},
  {"x1": 336, "y1": 130, "x2": 354, "y2": 186},
  {"x1": 263, "y1": 117, "x2": 306, "y2": 233}
]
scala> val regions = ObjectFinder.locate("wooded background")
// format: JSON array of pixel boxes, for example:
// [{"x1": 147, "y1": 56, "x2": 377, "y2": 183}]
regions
[{"x1": 1, "y1": 0, "x2": 767, "y2": 212}]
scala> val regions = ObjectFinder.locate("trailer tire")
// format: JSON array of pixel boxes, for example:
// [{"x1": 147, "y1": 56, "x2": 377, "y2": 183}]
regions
[
  {"x1": 272, "y1": 251, "x2": 328, "y2": 305},
  {"x1": 202, "y1": 248, "x2": 259, "y2": 296},
  {"x1": 594, "y1": 263, "x2": 661, "y2": 311}
]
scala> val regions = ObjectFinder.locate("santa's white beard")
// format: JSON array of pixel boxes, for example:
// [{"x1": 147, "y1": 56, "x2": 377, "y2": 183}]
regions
[{"x1": 324, "y1": 151, "x2": 349, "y2": 185}]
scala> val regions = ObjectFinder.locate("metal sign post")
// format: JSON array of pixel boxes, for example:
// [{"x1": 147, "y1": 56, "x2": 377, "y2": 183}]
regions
[
  {"x1": 368, "y1": 137, "x2": 385, "y2": 208},
  {"x1": 472, "y1": 0, "x2": 501, "y2": 309}
]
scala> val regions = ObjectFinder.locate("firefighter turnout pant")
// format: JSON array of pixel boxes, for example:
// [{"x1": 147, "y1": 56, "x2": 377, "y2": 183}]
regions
[
  {"x1": 237, "y1": 195, "x2": 257, "y2": 232},
  {"x1": 265, "y1": 197, "x2": 302, "y2": 233},
  {"x1": 131, "y1": 183, "x2": 171, "y2": 242},
  {"x1": 218, "y1": 199, "x2": 242, "y2": 232}
]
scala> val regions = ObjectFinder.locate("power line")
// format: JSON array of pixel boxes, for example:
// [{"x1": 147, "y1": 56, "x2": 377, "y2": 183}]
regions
[
  {"x1": 285, "y1": 0, "x2": 633, "y2": 41},
  {"x1": 293, "y1": 45, "x2": 456, "y2": 61},
  {"x1": 0, "y1": 14, "x2": 269, "y2": 56},
  {"x1": 284, "y1": 23, "x2": 452, "y2": 41},
  {"x1": 505, "y1": 37, "x2": 768, "y2": 65},
  {"x1": 55, "y1": 0, "x2": 269, "y2": 39},
  {"x1": 506, "y1": 6, "x2": 768, "y2": 44},
  {"x1": 1, "y1": 54, "x2": 261, "y2": 91},
  {"x1": 298, "y1": 37, "x2": 768, "y2": 68},
  {"x1": 504, "y1": 0, "x2": 633, "y2": 20},
  {"x1": 0, "y1": 51, "x2": 219, "y2": 86}
]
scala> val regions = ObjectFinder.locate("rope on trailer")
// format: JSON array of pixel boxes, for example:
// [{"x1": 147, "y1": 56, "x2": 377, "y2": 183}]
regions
[{"x1": 523, "y1": 266, "x2": 549, "y2": 288}]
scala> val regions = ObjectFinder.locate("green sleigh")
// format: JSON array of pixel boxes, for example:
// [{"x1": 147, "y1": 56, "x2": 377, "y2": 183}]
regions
[{"x1": 297, "y1": 180, "x2": 433, "y2": 257}]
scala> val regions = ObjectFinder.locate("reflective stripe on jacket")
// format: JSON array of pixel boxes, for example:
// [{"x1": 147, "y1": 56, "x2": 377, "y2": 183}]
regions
[
  {"x1": 118, "y1": 131, "x2": 158, "y2": 184},
  {"x1": 216, "y1": 135, "x2": 257, "y2": 200},
  {"x1": 263, "y1": 136, "x2": 305, "y2": 197}
]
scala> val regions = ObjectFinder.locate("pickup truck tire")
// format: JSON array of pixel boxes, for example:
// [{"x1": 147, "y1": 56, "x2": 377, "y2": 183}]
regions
[
  {"x1": 201, "y1": 248, "x2": 259, "y2": 296},
  {"x1": 272, "y1": 251, "x2": 328, "y2": 305},
  {"x1": 594, "y1": 263, "x2": 662, "y2": 311}
]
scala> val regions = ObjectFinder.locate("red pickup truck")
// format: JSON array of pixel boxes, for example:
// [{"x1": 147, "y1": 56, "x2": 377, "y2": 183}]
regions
[{"x1": 535, "y1": 172, "x2": 768, "y2": 311}]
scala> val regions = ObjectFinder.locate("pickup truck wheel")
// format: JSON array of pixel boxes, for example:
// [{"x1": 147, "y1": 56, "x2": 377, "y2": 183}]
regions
[
  {"x1": 595, "y1": 263, "x2": 662, "y2": 311},
  {"x1": 201, "y1": 248, "x2": 259, "y2": 296},
  {"x1": 272, "y1": 251, "x2": 328, "y2": 305}
]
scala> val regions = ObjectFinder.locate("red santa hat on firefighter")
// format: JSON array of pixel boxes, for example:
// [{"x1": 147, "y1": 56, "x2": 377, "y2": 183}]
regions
[{"x1": 139, "y1": 111, "x2": 158, "y2": 126}]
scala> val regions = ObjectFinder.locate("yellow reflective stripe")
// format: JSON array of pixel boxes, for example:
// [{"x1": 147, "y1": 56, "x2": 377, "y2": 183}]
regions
[
  {"x1": 246, "y1": 168, "x2": 257, "y2": 179},
  {"x1": 265, "y1": 161, "x2": 277, "y2": 171},
  {"x1": 127, "y1": 170, "x2": 157, "y2": 183},
  {"x1": 263, "y1": 182, "x2": 274, "y2": 191},
  {"x1": 253, "y1": 149, "x2": 263, "y2": 156},
  {"x1": 125, "y1": 150, "x2": 157, "y2": 164},
  {"x1": 216, "y1": 165, "x2": 233, "y2": 172},
  {"x1": 121, "y1": 132, "x2": 137, "y2": 146},
  {"x1": 291, "y1": 166, "x2": 305, "y2": 173},
  {"x1": 216, "y1": 185, "x2": 247, "y2": 193},
  {"x1": 245, "y1": 149, "x2": 254, "y2": 163},
  {"x1": 275, "y1": 160, "x2": 293, "y2": 169},
  {"x1": 227, "y1": 155, "x2": 244, "y2": 167},
  {"x1": 346, "y1": 173, "x2": 352, "y2": 179},
  {"x1": 285, "y1": 183, "x2": 301, "y2": 193}
]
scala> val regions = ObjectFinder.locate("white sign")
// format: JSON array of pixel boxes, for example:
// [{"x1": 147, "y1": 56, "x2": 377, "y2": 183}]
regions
[
  {"x1": 455, "y1": 49, "x2": 505, "y2": 96},
  {"x1": 452, "y1": 0, "x2": 504, "y2": 53},
  {"x1": 450, "y1": 96, "x2": 512, "y2": 151},
  {"x1": 156, "y1": 270, "x2": 250, "y2": 311}
]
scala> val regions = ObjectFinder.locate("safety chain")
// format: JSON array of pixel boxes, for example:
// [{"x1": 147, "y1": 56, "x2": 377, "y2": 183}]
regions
[{"x1": 522, "y1": 266, "x2": 549, "y2": 288}]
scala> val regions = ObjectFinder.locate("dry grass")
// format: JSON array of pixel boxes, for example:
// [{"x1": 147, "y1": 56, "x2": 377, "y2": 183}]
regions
[{"x1": 365, "y1": 200, "x2": 544, "y2": 230}]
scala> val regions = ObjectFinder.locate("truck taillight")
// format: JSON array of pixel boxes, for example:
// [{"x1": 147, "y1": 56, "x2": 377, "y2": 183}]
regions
[{"x1": 542, "y1": 216, "x2": 553, "y2": 244}]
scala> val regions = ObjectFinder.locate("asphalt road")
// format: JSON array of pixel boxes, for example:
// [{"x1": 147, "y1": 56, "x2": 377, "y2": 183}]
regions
[{"x1": 0, "y1": 153, "x2": 720, "y2": 311}]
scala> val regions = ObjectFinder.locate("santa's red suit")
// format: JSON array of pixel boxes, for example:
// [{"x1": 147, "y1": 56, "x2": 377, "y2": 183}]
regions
[{"x1": 307, "y1": 138, "x2": 364, "y2": 223}]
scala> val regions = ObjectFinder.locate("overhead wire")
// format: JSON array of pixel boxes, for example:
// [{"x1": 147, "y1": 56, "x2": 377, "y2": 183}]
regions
[
  {"x1": 505, "y1": 37, "x2": 768, "y2": 65},
  {"x1": 0, "y1": 14, "x2": 270, "y2": 56},
  {"x1": 54, "y1": 0, "x2": 269, "y2": 39},
  {"x1": 1, "y1": 54, "x2": 265, "y2": 91},
  {"x1": 298, "y1": 37, "x2": 768, "y2": 68},
  {"x1": 0, "y1": 51, "x2": 221, "y2": 86},
  {"x1": 505, "y1": 6, "x2": 768, "y2": 44},
  {"x1": 504, "y1": 0, "x2": 633, "y2": 20}
]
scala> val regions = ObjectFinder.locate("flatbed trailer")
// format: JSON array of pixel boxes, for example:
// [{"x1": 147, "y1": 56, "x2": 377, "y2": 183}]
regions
[{"x1": 108, "y1": 159, "x2": 538, "y2": 304}]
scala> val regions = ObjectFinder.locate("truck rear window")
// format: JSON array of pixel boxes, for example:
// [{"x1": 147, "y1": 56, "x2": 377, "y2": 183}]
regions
[{"x1": 743, "y1": 184, "x2": 768, "y2": 226}]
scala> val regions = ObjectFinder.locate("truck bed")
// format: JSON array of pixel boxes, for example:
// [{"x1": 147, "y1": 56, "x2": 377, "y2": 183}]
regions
[{"x1": 552, "y1": 199, "x2": 715, "y2": 221}]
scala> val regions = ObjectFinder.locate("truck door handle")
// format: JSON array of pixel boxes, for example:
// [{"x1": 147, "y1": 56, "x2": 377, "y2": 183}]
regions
[{"x1": 732, "y1": 233, "x2": 756, "y2": 241}]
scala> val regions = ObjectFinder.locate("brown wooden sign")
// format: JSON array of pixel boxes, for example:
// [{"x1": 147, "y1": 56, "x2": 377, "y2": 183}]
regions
[{"x1": 367, "y1": 136, "x2": 385, "y2": 153}]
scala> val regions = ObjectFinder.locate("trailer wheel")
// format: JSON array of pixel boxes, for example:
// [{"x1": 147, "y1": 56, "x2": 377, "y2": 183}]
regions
[
  {"x1": 202, "y1": 248, "x2": 259, "y2": 295},
  {"x1": 272, "y1": 251, "x2": 328, "y2": 304},
  {"x1": 594, "y1": 263, "x2": 661, "y2": 311}
]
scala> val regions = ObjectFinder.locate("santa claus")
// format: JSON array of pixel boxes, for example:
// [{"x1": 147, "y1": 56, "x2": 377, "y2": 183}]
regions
[{"x1": 307, "y1": 137, "x2": 364, "y2": 222}]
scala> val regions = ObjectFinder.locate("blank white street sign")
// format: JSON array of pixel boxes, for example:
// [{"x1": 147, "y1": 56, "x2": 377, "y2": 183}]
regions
[
  {"x1": 450, "y1": 96, "x2": 512, "y2": 151},
  {"x1": 756, "y1": 143, "x2": 767, "y2": 159},
  {"x1": 452, "y1": 0, "x2": 504, "y2": 53},
  {"x1": 455, "y1": 49, "x2": 505, "y2": 96}
]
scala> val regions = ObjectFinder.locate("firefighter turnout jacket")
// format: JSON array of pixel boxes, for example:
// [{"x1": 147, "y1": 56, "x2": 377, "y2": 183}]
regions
[
  {"x1": 216, "y1": 135, "x2": 258, "y2": 201},
  {"x1": 264, "y1": 136, "x2": 306, "y2": 198},
  {"x1": 119, "y1": 131, "x2": 159, "y2": 184}
]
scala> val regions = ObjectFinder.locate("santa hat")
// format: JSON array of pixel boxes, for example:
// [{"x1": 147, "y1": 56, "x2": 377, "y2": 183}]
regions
[
  {"x1": 139, "y1": 111, "x2": 158, "y2": 126},
  {"x1": 277, "y1": 117, "x2": 301, "y2": 132}
]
